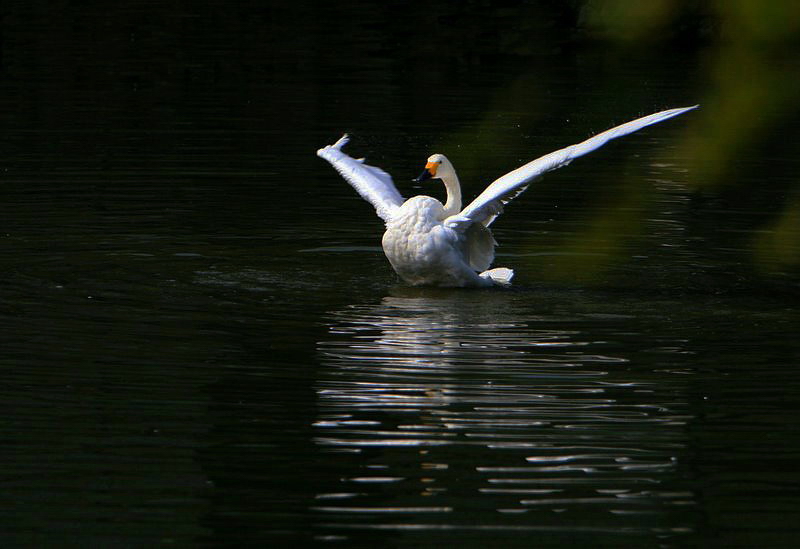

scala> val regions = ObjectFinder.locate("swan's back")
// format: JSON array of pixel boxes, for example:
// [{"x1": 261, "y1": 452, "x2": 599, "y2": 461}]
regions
[
  {"x1": 382, "y1": 196, "x2": 485, "y2": 286},
  {"x1": 389, "y1": 196, "x2": 445, "y2": 229}
]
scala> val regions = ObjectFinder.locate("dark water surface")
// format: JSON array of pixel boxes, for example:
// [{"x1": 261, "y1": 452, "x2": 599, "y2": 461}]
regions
[{"x1": 3, "y1": 3, "x2": 800, "y2": 547}]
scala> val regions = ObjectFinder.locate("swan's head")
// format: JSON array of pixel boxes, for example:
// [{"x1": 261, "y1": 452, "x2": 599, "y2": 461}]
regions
[{"x1": 414, "y1": 153, "x2": 455, "y2": 183}]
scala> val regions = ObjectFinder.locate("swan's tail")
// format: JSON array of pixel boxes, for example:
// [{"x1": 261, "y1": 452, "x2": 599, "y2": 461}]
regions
[{"x1": 479, "y1": 267, "x2": 514, "y2": 286}]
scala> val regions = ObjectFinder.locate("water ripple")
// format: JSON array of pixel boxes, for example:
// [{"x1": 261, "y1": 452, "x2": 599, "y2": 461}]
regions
[{"x1": 312, "y1": 294, "x2": 696, "y2": 539}]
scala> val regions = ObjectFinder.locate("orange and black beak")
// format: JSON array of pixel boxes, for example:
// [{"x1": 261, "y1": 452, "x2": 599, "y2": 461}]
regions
[{"x1": 413, "y1": 161, "x2": 438, "y2": 182}]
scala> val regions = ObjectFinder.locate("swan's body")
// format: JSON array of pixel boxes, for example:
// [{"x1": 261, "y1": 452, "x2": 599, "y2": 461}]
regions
[
  {"x1": 381, "y1": 195, "x2": 499, "y2": 287},
  {"x1": 317, "y1": 105, "x2": 697, "y2": 287}
]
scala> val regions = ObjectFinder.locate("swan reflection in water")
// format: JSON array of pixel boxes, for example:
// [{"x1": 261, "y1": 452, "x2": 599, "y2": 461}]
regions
[
  {"x1": 317, "y1": 293, "x2": 586, "y2": 417},
  {"x1": 312, "y1": 291, "x2": 697, "y2": 538}
]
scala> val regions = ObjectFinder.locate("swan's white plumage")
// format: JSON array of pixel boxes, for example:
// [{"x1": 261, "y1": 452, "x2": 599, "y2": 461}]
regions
[
  {"x1": 316, "y1": 134, "x2": 404, "y2": 222},
  {"x1": 317, "y1": 106, "x2": 697, "y2": 287},
  {"x1": 464, "y1": 222, "x2": 496, "y2": 272}
]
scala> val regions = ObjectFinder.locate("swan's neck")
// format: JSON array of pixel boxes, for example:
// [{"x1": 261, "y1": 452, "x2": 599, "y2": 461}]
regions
[{"x1": 441, "y1": 174, "x2": 462, "y2": 218}]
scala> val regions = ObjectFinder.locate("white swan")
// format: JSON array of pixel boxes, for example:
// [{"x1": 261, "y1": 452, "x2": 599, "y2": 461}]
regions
[{"x1": 317, "y1": 105, "x2": 697, "y2": 287}]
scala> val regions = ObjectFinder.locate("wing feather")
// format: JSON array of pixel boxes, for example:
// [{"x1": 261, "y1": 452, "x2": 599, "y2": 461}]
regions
[
  {"x1": 464, "y1": 222, "x2": 497, "y2": 272},
  {"x1": 317, "y1": 135, "x2": 404, "y2": 222},
  {"x1": 451, "y1": 105, "x2": 698, "y2": 230}
]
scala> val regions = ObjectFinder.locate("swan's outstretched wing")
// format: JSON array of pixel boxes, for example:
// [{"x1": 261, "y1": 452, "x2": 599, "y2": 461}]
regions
[
  {"x1": 317, "y1": 135, "x2": 405, "y2": 222},
  {"x1": 446, "y1": 106, "x2": 698, "y2": 231}
]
